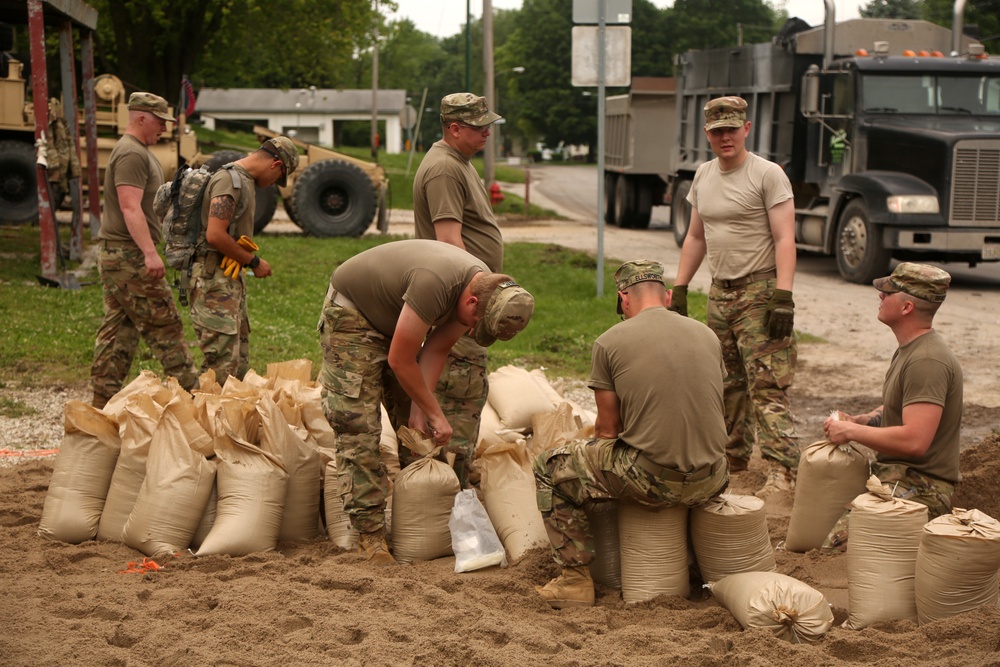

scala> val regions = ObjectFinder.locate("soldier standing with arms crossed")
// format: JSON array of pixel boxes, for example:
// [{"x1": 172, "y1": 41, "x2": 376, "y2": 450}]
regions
[
  {"x1": 90, "y1": 92, "x2": 198, "y2": 409},
  {"x1": 671, "y1": 96, "x2": 799, "y2": 498},
  {"x1": 411, "y1": 92, "x2": 503, "y2": 486}
]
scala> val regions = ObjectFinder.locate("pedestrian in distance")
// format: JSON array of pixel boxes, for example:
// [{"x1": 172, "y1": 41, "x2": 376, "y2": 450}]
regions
[
  {"x1": 670, "y1": 95, "x2": 799, "y2": 498},
  {"x1": 90, "y1": 92, "x2": 198, "y2": 409}
]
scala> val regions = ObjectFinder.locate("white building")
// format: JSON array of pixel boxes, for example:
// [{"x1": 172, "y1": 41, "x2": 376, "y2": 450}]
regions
[{"x1": 195, "y1": 87, "x2": 410, "y2": 154}]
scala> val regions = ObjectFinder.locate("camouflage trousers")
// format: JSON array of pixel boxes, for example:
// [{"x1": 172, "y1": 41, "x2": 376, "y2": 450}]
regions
[
  {"x1": 708, "y1": 279, "x2": 798, "y2": 470},
  {"x1": 820, "y1": 462, "x2": 956, "y2": 553},
  {"x1": 385, "y1": 333, "x2": 488, "y2": 488},
  {"x1": 91, "y1": 243, "x2": 197, "y2": 401},
  {"x1": 533, "y1": 438, "x2": 729, "y2": 567},
  {"x1": 189, "y1": 260, "x2": 249, "y2": 386}
]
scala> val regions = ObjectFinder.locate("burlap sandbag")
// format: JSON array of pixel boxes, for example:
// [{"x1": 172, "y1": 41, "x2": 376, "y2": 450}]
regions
[
  {"x1": 195, "y1": 405, "x2": 289, "y2": 556},
  {"x1": 529, "y1": 368, "x2": 596, "y2": 427},
  {"x1": 785, "y1": 439, "x2": 869, "y2": 552},
  {"x1": 916, "y1": 508, "x2": 1000, "y2": 624},
  {"x1": 710, "y1": 571, "x2": 835, "y2": 642},
  {"x1": 100, "y1": 370, "x2": 164, "y2": 425},
  {"x1": 38, "y1": 401, "x2": 121, "y2": 543},
  {"x1": 587, "y1": 500, "x2": 621, "y2": 589},
  {"x1": 691, "y1": 494, "x2": 775, "y2": 583},
  {"x1": 323, "y1": 460, "x2": 359, "y2": 550},
  {"x1": 391, "y1": 427, "x2": 461, "y2": 563},
  {"x1": 619, "y1": 502, "x2": 689, "y2": 603},
  {"x1": 487, "y1": 365, "x2": 559, "y2": 431},
  {"x1": 844, "y1": 475, "x2": 928, "y2": 629},
  {"x1": 379, "y1": 405, "x2": 400, "y2": 481},
  {"x1": 97, "y1": 393, "x2": 166, "y2": 541},
  {"x1": 120, "y1": 399, "x2": 216, "y2": 558},
  {"x1": 477, "y1": 439, "x2": 548, "y2": 562}
]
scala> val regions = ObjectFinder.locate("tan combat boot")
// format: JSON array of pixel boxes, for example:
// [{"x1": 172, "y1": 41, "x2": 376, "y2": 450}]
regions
[
  {"x1": 358, "y1": 531, "x2": 396, "y2": 566},
  {"x1": 535, "y1": 565, "x2": 595, "y2": 609},
  {"x1": 755, "y1": 461, "x2": 795, "y2": 499}
]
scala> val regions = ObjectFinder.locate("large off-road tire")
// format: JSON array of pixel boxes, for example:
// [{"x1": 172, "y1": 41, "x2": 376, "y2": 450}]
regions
[
  {"x1": 203, "y1": 150, "x2": 277, "y2": 234},
  {"x1": 671, "y1": 180, "x2": 692, "y2": 247},
  {"x1": 292, "y1": 159, "x2": 378, "y2": 238},
  {"x1": 603, "y1": 172, "x2": 617, "y2": 226},
  {"x1": 835, "y1": 198, "x2": 891, "y2": 284},
  {"x1": 283, "y1": 195, "x2": 299, "y2": 226},
  {"x1": 633, "y1": 177, "x2": 653, "y2": 230},
  {"x1": 0, "y1": 140, "x2": 40, "y2": 224},
  {"x1": 376, "y1": 182, "x2": 389, "y2": 234},
  {"x1": 614, "y1": 173, "x2": 636, "y2": 228}
]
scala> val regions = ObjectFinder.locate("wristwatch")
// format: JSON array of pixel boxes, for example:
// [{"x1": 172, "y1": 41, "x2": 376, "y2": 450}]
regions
[{"x1": 247, "y1": 255, "x2": 261, "y2": 270}]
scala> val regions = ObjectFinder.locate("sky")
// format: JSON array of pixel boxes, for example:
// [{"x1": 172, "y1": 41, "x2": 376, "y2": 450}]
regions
[{"x1": 387, "y1": 0, "x2": 863, "y2": 40}]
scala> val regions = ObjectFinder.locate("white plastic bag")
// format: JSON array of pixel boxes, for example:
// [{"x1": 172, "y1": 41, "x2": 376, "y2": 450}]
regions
[{"x1": 448, "y1": 489, "x2": 508, "y2": 573}]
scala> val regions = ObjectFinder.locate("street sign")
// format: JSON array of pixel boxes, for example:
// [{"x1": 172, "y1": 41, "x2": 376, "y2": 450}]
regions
[
  {"x1": 573, "y1": 0, "x2": 632, "y2": 24},
  {"x1": 400, "y1": 104, "x2": 417, "y2": 130},
  {"x1": 571, "y1": 26, "x2": 631, "y2": 87}
]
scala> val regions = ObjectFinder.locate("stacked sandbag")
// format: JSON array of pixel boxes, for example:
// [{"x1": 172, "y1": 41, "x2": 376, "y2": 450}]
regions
[
  {"x1": 785, "y1": 439, "x2": 869, "y2": 552},
  {"x1": 916, "y1": 508, "x2": 1000, "y2": 624},
  {"x1": 100, "y1": 370, "x2": 165, "y2": 425},
  {"x1": 391, "y1": 427, "x2": 461, "y2": 563},
  {"x1": 709, "y1": 572, "x2": 835, "y2": 643},
  {"x1": 477, "y1": 439, "x2": 548, "y2": 562},
  {"x1": 487, "y1": 365, "x2": 559, "y2": 434},
  {"x1": 528, "y1": 368, "x2": 596, "y2": 427},
  {"x1": 691, "y1": 494, "x2": 775, "y2": 583},
  {"x1": 323, "y1": 460, "x2": 359, "y2": 550},
  {"x1": 379, "y1": 405, "x2": 400, "y2": 481},
  {"x1": 38, "y1": 401, "x2": 122, "y2": 543},
  {"x1": 121, "y1": 398, "x2": 216, "y2": 558},
  {"x1": 844, "y1": 475, "x2": 928, "y2": 629},
  {"x1": 619, "y1": 502, "x2": 689, "y2": 603},
  {"x1": 587, "y1": 500, "x2": 621, "y2": 589}
]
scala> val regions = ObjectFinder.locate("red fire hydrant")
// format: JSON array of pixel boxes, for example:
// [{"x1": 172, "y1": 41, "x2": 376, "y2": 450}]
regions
[{"x1": 489, "y1": 181, "x2": 505, "y2": 206}]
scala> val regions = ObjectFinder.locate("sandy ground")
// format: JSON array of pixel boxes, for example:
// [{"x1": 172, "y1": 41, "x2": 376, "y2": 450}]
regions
[{"x1": 2, "y1": 201, "x2": 1000, "y2": 665}]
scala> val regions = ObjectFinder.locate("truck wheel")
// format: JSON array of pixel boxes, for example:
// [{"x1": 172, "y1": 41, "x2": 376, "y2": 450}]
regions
[
  {"x1": 0, "y1": 140, "x2": 40, "y2": 224},
  {"x1": 203, "y1": 150, "x2": 277, "y2": 234},
  {"x1": 671, "y1": 180, "x2": 692, "y2": 247},
  {"x1": 633, "y1": 178, "x2": 653, "y2": 229},
  {"x1": 283, "y1": 195, "x2": 299, "y2": 226},
  {"x1": 603, "y1": 172, "x2": 617, "y2": 225},
  {"x1": 614, "y1": 173, "x2": 636, "y2": 228},
  {"x1": 376, "y1": 182, "x2": 390, "y2": 234},
  {"x1": 292, "y1": 160, "x2": 378, "y2": 238},
  {"x1": 835, "y1": 199, "x2": 891, "y2": 284}
]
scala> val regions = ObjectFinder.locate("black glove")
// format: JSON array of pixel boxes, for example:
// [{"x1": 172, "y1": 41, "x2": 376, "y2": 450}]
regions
[
  {"x1": 668, "y1": 285, "x2": 688, "y2": 317},
  {"x1": 766, "y1": 289, "x2": 795, "y2": 339}
]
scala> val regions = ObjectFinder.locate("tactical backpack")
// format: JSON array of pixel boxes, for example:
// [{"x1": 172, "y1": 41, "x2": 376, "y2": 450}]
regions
[{"x1": 154, "y1": 163, "x2": 247, "y2": 304}]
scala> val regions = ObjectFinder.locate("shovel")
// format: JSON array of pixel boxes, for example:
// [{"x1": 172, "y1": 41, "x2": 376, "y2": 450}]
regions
[{"x1": 35, "y1": 173, "x2": 81, "y2": 290}]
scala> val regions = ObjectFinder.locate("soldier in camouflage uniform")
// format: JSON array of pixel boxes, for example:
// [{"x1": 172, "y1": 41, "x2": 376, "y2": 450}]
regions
[
  {"x1": 821, "y1": 263, "x2": 962, "y2": 552},
  {"x1": 189, "y1": 136, "x2": 297, "y2": 385},
  {"x1": 670, "y1": 96, "x2": 799, "y2": 498},
  {"x1": 412, "y1": 92, "x2": 504, "y2": 487},
  {"x1": 90, "y1": 92, "x2": 198, "y2": 408},
  {"x1": 318, "y1": 240, "x2": 533, "y2": 565},
  {"x1": 534, "y1": 261, "x2": 729, "y2": 608}
]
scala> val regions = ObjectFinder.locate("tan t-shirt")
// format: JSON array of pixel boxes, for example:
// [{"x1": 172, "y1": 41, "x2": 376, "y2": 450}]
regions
[
  {"x1": 199, "y1": 164, "x2": 254, "y2": 251},
  {"x1": 100, "y1": 134, "x2": 163, "y2": 243},
  {"x1": 688, "y1": 152, "x2": 793, "y2": 280},
  {"x1": 413, "y1": 140, "x2": 503, "y2": 272},
  {"x1": 330, "y1": 240, "x2": 485, "y2": 337},
  {"x1": 588, "y1": 307, "x2": 728, "y2": 471},
  {"x1": 878, "y1": 330, "x2": 963, "y2": 483}
]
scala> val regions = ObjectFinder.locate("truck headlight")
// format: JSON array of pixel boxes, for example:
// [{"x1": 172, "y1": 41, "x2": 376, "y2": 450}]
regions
[{"x1": 887, "y1": 196, "x2": 939, "y2": 214}]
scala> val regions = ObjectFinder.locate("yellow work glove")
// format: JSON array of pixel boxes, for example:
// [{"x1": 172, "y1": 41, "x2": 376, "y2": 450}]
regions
[
  {"x1": 237, "y1": 235, "x2": 259, "y2": 252},
  {"x1": 220, "y1": 256, "x2": 243, "y2": 280}
]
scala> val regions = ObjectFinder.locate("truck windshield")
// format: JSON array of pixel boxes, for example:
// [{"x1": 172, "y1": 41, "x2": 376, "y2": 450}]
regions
[{"x1": 861, "y1": 74, "x2": 1000, "y2": 115}]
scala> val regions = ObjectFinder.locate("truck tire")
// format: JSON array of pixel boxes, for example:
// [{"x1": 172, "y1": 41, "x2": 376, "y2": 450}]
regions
[
  {"x1": 292, "y1": 159, "x2": 377, "y2": 238},
  {"x1": 603, "y1": 172, "x2": 617, "y2": 225},
  {"x1": 283, "y1": 195, "x2": 299, "y2": 226},
  {"x1": 835, "y1": 199, "x2": 891, "y2": 284},
  {"x1": 614, "y1": 173, "x2": 636, "y2": 228},
  {"x1": 376, "y1": 182, "x2": 389, "y2": 234},
  {"x1": 203, "y1": 150, "x2": 277, "y2": 234},
  {"x1": 671, "y1": 180, "x2": 692, "y2": 247},
  {"x1": 0, "y1": 140, "x2": 40, "y2": 224},
  {"x1": 633, "y1": 178, "x2": 653, "y2": 229}
]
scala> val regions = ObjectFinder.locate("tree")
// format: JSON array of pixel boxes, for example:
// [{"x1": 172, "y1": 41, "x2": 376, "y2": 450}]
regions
[
  {"x1": 861, "y1": 0, "x2": 922, "y2": 19},
  {"x1": 922, "y1": 0, "x2": 1000, "y2": 52}
]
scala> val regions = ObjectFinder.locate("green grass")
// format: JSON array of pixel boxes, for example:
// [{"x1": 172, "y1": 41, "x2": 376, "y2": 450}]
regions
[
  {"x1": 0, "y1": 225, "x2": 711, "y2": 387},
  {"x1": 0, "y1": 396, "x2": 38, "y2": 418}
]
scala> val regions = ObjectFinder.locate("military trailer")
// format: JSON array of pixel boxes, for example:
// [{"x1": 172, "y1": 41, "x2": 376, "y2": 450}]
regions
[{"x1": 605, "y1": 1, "x2": 1000, "y2": 283}]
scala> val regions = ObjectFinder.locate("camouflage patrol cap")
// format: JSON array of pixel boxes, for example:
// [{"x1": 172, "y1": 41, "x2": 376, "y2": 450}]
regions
[
  {"x1": 128, "y1": 92, "x2": 174, "y2": 122},
  {"x1": 440, "y1": 93, "x2": 502, "y2": 127},
  {"x1": 260, "y1": 136, "x2": 299, "y2": 187},
  {"x1": 704, "y1": 96, "x2": 748, "y2": 131},
  {"x1": 473, "y1": 280, "x2": 535, "y2": 347},
  {"x1": 873, "y1": 262, "x2": 951, "y2": 303},
  {"x1": 615, "y1": 260, "x2": 665, "y2": 314}
]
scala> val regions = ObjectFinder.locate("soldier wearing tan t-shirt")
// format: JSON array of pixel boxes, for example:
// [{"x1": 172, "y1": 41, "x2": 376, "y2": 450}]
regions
[
  {"x1": 412, "y1": 92, "x2": 504, "y2": 487},
  {"x1": 533, "y1": 260, "x2": 729, "y2": 609},
  {"x1": 671, "y1": 96, "x2": 799, "y2": 498},
  {"x1": 318, "y1": 240, "x2": 534, "y2": 564},
  {"x1": 90, "y1": 92, "x2": 198, "y2": 408}
]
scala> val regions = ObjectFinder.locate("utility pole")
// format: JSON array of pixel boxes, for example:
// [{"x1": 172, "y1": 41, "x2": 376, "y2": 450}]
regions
[
  {"x1": 371, "y1": 0, "x2": 380, "y2": 160},
  {"x1": 465, "y1": 0, "x2": 471, "y2": 91},
  {"x1": 483, "y1": 0, "x2": 496, "y2": 186}
]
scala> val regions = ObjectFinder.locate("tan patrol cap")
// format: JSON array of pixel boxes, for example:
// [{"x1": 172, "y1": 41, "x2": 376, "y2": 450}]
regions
[{"x1": 704, "y1": 96, "x2": 748, "y2": 131}]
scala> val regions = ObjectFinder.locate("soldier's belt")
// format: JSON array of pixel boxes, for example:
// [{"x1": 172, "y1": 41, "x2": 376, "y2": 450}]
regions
[
  {"x1": 100, "y1": 239, "x2": 136, "y2": 248},
  {"x1": 712, "y1": 269, "x2": 777, "y2": 289},
  {"x1": 633, "y1": 455, "x2": 725, "y2": 482},
  {"x1": 330, "y1": 288, "x2": 357, "y2": 311}
]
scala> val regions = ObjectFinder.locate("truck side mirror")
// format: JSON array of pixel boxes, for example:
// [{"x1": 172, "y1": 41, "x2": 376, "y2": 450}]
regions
[{"x1": 801, "y1": 65, "x2": 820, "y2": 118}]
